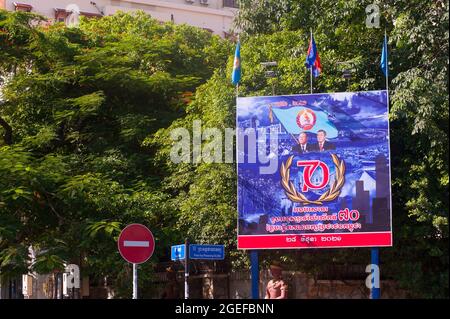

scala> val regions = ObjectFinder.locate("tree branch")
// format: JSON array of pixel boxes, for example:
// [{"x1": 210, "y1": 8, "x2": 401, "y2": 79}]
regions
[{"x1": 0, "y1": 116, "x2": 12, "y2": 145}]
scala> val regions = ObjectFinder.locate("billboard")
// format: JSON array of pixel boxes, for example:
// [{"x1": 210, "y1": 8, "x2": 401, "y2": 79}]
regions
[{"x1": 237, "y1": 90, "x2": 392, "y2": 249}]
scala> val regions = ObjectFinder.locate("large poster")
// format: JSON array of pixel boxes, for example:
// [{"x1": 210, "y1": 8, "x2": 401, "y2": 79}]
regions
[{"x1": 237, "y1": 91, "x2": 392, "y2": 249}]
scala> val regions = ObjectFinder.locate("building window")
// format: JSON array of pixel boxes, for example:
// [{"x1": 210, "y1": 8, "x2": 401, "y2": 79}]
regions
[
  {"x1": 13, "y1": 2, "x2": 32, "y2": 12},
  {"x1": 223, "y1": 0, "x2": 239, "y2": 8},
  {"x1": 54, "y1": 8, "x2": 69, "y2": 23},
  {"x1": 54, "y1": 8, "x2": 102, "y2": 26}
]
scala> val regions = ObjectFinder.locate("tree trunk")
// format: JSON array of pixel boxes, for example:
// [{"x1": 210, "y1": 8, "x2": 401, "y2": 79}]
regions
[{"x1": 0, "y1": 116, "x2": 12, "y2": 145}]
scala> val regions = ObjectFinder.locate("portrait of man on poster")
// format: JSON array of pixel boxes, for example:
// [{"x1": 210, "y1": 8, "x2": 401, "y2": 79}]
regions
[
  {"x1": 314, "y1": 129, "x2": 335, "y2": 152},
  {"x1": 292, "y1": 132, "x2": 315, "y2": 154}
]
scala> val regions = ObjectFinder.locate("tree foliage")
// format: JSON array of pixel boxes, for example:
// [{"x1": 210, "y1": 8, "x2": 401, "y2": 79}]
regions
[{"x1": 0, "y1": 10, "x2": 230, "y2": 296}]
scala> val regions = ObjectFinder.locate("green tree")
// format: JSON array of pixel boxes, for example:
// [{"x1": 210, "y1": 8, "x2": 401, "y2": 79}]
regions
[
  {"x1": 0, "y1": 10, "x2": 230, "y2": 297},
  {"x1": 154, "y1": 0, "x2": 448, "y2": 297}
]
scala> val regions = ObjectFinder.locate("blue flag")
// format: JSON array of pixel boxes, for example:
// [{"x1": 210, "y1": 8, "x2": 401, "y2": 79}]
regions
[
  {"x1": 380, "y1": 34, "x2": 388, "y2": 77},
  {"x1": 231, "y1": 41, "x2": 241, "y2": 85},
  {"x1": 272, "y1": 106, "x2": 338, "y2": 138}
]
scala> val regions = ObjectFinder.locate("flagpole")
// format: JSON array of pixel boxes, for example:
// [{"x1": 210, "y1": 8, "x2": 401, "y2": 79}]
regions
[
  {"x1": 372, "y1": 29, "x2": 389, "y2": 300},
  {"x1": 233, "y1": 34, "x2": 259, "y2": 299},
  {"x1": 385, "y1": 30, "x2": 389, "y2": 107},
  {"x1": 310, "y1": 28, "x2": 313, "y2": 94},
  {"x1": 236, "y1": 34, "x2": 240, "y2": 99}
]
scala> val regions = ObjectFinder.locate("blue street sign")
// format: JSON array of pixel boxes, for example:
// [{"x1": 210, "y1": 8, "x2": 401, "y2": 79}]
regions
[
  {"x1": 171, "y1": 244, "x2": 186, "y2": 261},
  {"x1": 189, "y1": 244, "x2": 225, "y2": 260}
]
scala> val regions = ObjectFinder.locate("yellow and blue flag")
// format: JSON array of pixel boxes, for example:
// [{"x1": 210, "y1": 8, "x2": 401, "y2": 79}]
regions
[{"x1": 231, "y1": 41, "x2": 241, "y2": 85}]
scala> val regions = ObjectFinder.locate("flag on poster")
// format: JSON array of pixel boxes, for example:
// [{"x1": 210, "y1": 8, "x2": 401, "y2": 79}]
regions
[{"x1": 271, "y1": 106, "x2": 338, "y2": 138}]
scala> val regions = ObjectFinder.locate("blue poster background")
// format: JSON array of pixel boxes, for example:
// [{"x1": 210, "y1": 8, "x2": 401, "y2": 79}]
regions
[{"x1": 237, "y1": 91, "x2": 392, "y2": 238}]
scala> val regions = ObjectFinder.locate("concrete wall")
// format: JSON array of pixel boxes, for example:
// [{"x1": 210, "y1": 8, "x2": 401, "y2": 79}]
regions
[
  {"x1": 151, "y1": 270, "x2": 411, "y2": 299},
  {"x1": 1, "y1": 270, "x2": 411, "y2": 299}
]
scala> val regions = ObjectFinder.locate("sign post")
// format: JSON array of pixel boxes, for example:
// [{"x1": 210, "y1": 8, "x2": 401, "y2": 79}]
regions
[
  {"x1": 132, "y1": 263, "x2": 138, "y2": 299},
  {"x1": 184, "y1": 239, "x2": 189, "y2": 299},
  {"x1": 371, "y1": 247, "x2": 380, "y2": 299},
  {"x1": 250, "y1": 250, "x2": 259, "y2": 299},
  {"x1": 118, "y1": 224, "x2": 155, "y2": 299},
  {"x1": 171, "y1": 242, "x2": 225, "y2": 299}
]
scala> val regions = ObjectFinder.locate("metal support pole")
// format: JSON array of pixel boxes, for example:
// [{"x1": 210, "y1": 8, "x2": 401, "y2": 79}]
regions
[
  {"x1": 250, "y1": 250, "x2": 259, "y2": 299},
  {"x1": 384, "y1": 30, "x2": 390, "y2": 108},
  {"x1": 132, "y1": 263, "x2": 138, "y2": 299},
  {"x1": 185, "y1": 239, "x2": 189, "y2": 299},
  {"x1": 310, "y1": 28, "x2": 313, "y2": 94},
  {"x1": 371, "y1": 248, "x2": 380, "y2": 299}
]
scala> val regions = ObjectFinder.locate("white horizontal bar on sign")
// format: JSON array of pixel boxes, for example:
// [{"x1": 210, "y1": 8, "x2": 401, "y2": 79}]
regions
[{"x1": 124, "y1": 241, "x2": 150, "y2": 247}]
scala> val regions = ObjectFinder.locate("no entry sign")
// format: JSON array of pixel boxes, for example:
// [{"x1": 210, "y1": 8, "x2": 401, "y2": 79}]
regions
[{"x1": 118, "y1": 224, "x2": 155, "y2": 264}]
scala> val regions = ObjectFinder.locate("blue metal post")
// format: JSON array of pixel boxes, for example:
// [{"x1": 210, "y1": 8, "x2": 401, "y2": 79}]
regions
[
  {"x1": 185, "y1": 239, "x2": 189, "y2": 299},
  {"x1": 371, "y1": 247, "x2": 380, "y2": 299},
  {"x1": 250, "y1": 250, "x2": 259, "y2": 299}
]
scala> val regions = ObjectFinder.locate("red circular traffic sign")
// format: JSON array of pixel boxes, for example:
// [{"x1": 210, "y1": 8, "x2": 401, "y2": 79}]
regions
[{"x1": 118, "y1": 224, "x2": 155, "y2": 264}]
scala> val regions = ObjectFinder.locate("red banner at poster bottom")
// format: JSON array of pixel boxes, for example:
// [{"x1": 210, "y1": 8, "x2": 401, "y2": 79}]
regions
[{"x1": 238, "y1": 232, "x2": 392, "y2": 249}]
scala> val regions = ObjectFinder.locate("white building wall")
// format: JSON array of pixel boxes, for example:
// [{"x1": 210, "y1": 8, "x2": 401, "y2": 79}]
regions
[{"x1": 1, "y1": 0, "x2": 237, "y2": 36}]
